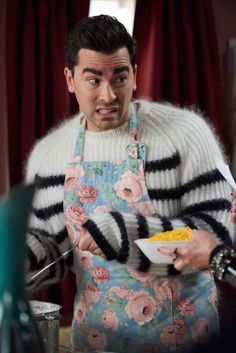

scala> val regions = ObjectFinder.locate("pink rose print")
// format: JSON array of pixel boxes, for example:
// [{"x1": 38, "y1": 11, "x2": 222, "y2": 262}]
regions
[
  {"x1": 160, "y1": 326, "x2": 176, "y2": 351},
  {"x1": 78, "y1": 250, "x2": 93, "y2": 269},
  {"x1": 92, "y1": 266, "x2": 110, "y2": 283},
  {"x1": 114, "y1": 170, "x2": 146, "y2": 202},
  {"x1": 102, "y1": 309, "x2": 119, "y2": 330},
  {"x1": 142, "y1": 343, "x2": 159, "y2": 353},
  {"x1": 154, "y1": 278, "x2": 182, "y2": 303},
  {"x1": 65, "y1": 204, "x2": 88, "y2": 226},
  {"x1": 173, "y1": 318, "x2": 189, "y2": 345},
  {"x1": 190, "y1": 318, "x2": 210, "y2": 343},
  {"x1": 125, "y1": 290, "x2": 156, "y2": 325},
  {"x1": 130, "y1": 127, "x2": 137, "y2": 139},
  {"x1": 208, "y1": 287, "x2": 218, "y2": 312},
  {"x1": 77, "y1": 185, "x2": 98, "y2": 203},
  {"x1": 127, "y1": 267, "x2": 156, "y2": 282},
  {"x1": 65, "y1": 165, "x2": 84, "y2": 191},
  {"x1": 74, "y1": 298, "x2": 88, "y2": 324},
  {"x1": 160, "y1": 319, "x2": 189, "y2": 351},
  {"x1": 85, "y1": 284, "x2": 101, "y2": 304},
  {"x1": 93, "y1": 205, "x2": 112, "y2": 214},
  {"x1": 111, "y1": 159, "x2": 122, "y2": 165},
  {"x1": 177, "y1": 299, "x2": 196, "y2": 316},
  {"x1": 153, "y1": 284, "x2": 169, "y2": 310},
  {"x1": 106, "y1": 286, "x2": 133, "y2": 303},
  {"x1": 132, "y1": 201, "x2": 156, "y2": 216},
  {"x1": 87, "y1": 329, "x2": 107, "y2": 351}
]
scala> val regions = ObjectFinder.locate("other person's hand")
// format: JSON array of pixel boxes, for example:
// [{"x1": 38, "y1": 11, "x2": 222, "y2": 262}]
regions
[
  {"x1": 160, "y1": 230, "x2": 220, "y2": 271},
  {"x1": 230, "y1": 191, "x2": 236, "y2": 223}
]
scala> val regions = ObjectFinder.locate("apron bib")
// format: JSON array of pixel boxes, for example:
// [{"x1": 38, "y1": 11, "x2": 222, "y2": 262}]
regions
[{"x1": 64, "y1": 103, "x2": 219, "y2": 353}]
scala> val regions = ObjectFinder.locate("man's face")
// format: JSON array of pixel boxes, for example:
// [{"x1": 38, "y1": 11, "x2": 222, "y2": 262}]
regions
[{"x1": 64, "y1": 48, "x2": 137, "y2": 132}]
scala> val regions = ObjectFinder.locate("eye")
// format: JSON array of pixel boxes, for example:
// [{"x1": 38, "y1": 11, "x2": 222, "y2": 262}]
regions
[
  {"x1": 88, "y1": 77, "x2": 100, "y2": 85},
  {"x1": 113, "y1": 76, "x2": 128, "y2": 86}
]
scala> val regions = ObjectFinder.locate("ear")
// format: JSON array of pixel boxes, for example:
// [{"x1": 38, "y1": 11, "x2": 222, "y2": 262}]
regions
[
  {"x1": 133, "y1": 64, "x2": 137, "y2": 91},
  {"x1": 64, "y1": 67, "x2": 75, "y2": 93}
]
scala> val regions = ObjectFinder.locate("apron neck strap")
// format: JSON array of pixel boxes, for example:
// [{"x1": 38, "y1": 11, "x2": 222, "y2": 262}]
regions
[{"x1": 129, "y1": 101, "x2": 139, "y2": 144}]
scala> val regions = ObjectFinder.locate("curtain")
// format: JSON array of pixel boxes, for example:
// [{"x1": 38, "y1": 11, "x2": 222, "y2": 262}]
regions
[
  {"x1": 5, "y1": 0, "x2": 90, "y2": 326},
  {"x1": 133, "y1": 0, "x2": 227, "y2": 146},
  {"x1": 226, "y1": 39, "x2": 236, "y2": 178},
  {"x1": 0, "y1": 0, "x2": 9, "y2": 196},
  {"x1": 6, "y1": 0, "x2": 90, "y2": 188}
]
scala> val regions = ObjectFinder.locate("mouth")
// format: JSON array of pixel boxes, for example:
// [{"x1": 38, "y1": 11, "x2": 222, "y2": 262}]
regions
[{"x1": 95, "y1": 106, "x2": 118, "y2": 118}]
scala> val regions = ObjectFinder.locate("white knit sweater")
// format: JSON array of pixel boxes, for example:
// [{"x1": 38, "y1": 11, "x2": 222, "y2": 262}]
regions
[{"x1": 25, "y1": 100, "x2": 234, "y2": 289}]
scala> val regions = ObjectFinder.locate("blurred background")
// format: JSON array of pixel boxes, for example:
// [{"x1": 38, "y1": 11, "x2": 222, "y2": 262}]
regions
[{"x1": 0, "y1": 0, "x2": 236, "y2": 338}]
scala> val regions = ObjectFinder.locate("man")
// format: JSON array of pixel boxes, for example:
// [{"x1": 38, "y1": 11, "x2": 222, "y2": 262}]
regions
[{"x1": 26, "y1": 15, "x2": 234, "y2": 353}]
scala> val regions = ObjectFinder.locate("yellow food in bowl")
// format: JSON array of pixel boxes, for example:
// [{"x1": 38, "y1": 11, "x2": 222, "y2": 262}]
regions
[{"x1": 146, "y1": 227, "x2": 192, "y2": 242}]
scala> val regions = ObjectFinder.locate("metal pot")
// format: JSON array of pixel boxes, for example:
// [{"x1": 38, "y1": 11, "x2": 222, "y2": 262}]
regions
[{"x1": 30, "y1": 300, "x2": 62, "y2": 353}]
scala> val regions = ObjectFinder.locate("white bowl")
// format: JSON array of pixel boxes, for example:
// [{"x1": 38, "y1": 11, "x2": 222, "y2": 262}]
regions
[{"x1": 135, "y1": 239, "x2": 191, "y2": 264}]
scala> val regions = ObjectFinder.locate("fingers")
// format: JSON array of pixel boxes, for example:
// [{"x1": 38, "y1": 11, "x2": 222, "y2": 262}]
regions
[
  {"x1": 78, "y1": 232, "x2": 93, "y2": 251},
  {"x1": 173, "y1": 257, "x2": 188, "y2": 271},
  {"x1": 158, "y1": 247, "x2": 176, "y2": 256},
  {"x1": 77, "y1": 230, "x2": 104, "y2": 256},
  {"x1": 231, "y1": 191, "x2": 236, "y2": 223},
  {"x1": 93, "y1": 248, "x2": 103, "y2": 256},
  {"x1": 159, "y1": 246, "x2": 189, "y2": 270},
  {"x1": 172, "y1": 246, "x2": 192, "y2": 270}
]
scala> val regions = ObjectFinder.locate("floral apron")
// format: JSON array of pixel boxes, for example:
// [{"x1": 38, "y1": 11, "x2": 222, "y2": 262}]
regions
[{"x1": 64, "y1": 103, "x2": 219, "y2": 353}]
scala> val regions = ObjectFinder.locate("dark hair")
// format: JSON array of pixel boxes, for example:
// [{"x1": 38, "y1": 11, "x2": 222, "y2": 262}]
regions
[{"x1": 66, "y1": 15, "x2": 137, "y2": 74}]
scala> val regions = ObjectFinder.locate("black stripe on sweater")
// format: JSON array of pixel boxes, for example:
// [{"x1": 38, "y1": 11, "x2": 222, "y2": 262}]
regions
[
  {"x1": 35, "y1": 174, "x2": 65, "y2": 189},
  {"x1": 33, "y1": 244, "x2": 66, "y2": 287},
  {"x1": 160, "y1": 216, "x2": 173, "y2": 231},
  {"x1": 136, "y1": 213, "x2": 151, "y2": 272},
  {"x1": 28, "y1": 226, "x2": 68, "y2": 244},
  {"x1": 179, "y1": 216, "x2": 198, "y2": 230},
  {"x1": 148, "y1": 187, "x2": 182, "y2": 200},
  {"x1": 148, "y1": 170, "x2": 226, "y2": 201},
  {"x1": 110, "y1": 212, "x2": 130, "y2": 263},
  {"x1": 182, "y1": 199, "x2": 231, "y2": 215},
  {"x1": 145, "y1": 151, "x2": 181, "y2": 173},
  {"x1": 82, "y1": 219, "x2": 117, "y2": 260},
  {"x1": 181, "y1": 169, "x2": 225, "y2": 194},
  {"x1": 65, "y1": 250, "x2": 74, "y2": 268},
  {"x1": 193, "y1": 213, "x2": 232, "y2": 246},
  {"x1": 32, "y1": 202, "x2": 63, "y2": 220},
  {"x1": 167, "y1": 265, "x2": 181, "y2": 276},
  {"x1": 27, "y1": 227, "x2": 69, "y2": 272},
  {"x1": 26, "y1": 233, "x2": 47, "y2": 271}
]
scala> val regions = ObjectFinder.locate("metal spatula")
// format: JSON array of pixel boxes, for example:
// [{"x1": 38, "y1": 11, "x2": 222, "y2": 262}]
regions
[{"x1": 26, "y1": 242, "x2": 78, "y2": 283}]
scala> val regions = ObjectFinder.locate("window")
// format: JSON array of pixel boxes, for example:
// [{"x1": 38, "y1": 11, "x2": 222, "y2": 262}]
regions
[{"x1": 89, "y1": 0, "x2": 136, "y2": 35}]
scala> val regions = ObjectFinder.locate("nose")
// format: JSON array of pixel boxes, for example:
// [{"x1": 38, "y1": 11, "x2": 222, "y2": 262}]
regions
[{"x1": 99, "y1": 83, "x2": 117, "y2": 103}]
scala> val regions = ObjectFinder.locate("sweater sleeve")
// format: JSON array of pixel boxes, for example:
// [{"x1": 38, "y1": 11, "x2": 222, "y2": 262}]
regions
[
  {"x1": 25, "y1": 132, "x2": 73, "y2": 291},
  {"x1": 82, "y1": 109, "x2": 234, "y2": 273}
]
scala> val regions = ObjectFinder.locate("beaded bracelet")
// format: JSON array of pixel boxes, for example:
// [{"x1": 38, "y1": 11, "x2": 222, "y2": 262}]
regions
[{"x1": 209, "y1": 245, "x2": 236, "y2": 281}]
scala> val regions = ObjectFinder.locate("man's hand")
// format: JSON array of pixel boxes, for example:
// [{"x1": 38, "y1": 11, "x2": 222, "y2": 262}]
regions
[{"x1": 77, "y1": 228, "x2": 104, "y2": 256}]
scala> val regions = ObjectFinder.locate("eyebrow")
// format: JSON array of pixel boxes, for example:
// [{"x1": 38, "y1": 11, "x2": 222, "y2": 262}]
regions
[{"x1": 82, "y1": 65, "x2": 130, "y2": 76}]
